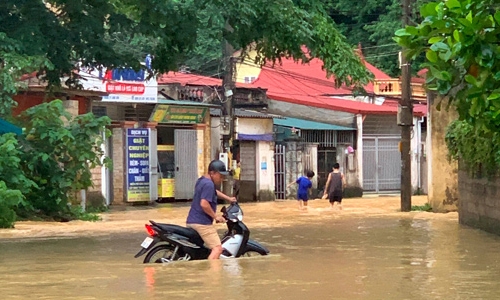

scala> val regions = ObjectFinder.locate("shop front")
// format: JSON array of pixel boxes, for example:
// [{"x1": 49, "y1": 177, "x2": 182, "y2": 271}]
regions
[
  {"x1": 90, "y1": 100, "x2": 213, "y2": 203},
  {"x1": 150, "y1": 100, "x2": 215, "y2": 200}
]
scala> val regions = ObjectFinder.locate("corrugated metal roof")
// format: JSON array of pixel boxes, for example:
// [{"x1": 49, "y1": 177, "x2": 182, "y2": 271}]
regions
[
  {"x1": 157, "y1": 72, "x2": 256, "y2": 89},
  {"x1": 274, "y1": 117, "x2": 355, "y2": 131},
  {"x1": 210, "y1": 108, "x2": 282, "y2": 119},
  {"x1": 0, "y1": 118, "x2": 22, "y2": 135}
]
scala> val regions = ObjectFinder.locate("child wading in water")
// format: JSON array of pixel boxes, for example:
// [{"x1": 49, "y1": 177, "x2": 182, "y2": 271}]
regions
[
  {"x1": 287, "y1": 171, "x2": 315, "y2": 210},
  {"x1": 323, "y1": 163, "x2": 346, "y2": 210}
]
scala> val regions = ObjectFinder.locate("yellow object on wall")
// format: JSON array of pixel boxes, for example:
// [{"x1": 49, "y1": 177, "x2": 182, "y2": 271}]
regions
[{"x1": 158, "y1": 178, "x2": 175, "y2": 198}]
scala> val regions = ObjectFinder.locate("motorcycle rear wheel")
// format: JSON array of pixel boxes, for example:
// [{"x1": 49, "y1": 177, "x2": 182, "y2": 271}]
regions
[{"x1": 143, "y1": 244, "x2": 183, "y2": 263}]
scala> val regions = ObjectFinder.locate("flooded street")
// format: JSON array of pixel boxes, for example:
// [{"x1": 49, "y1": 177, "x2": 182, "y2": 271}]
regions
[{"x1": 2, "y1": 195, "x2": 500, "y2": 299}]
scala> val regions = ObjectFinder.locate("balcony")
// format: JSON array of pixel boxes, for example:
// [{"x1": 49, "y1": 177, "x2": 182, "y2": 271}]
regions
[{"x1": 374, "y1": 79, "x2": 427, "y2": 102}]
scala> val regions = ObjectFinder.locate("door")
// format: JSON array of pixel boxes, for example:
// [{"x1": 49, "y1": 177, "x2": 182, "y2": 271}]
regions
[
  {"x1": 174, "y1": 129, "x2": 198, "y2": 199},
  {"x1": 274, "y1": 144, "x2": 286, "y2": 199},
  {"x1": 317, "y1": 147, "x2": 337, "y2": 190},
  {"x1": 363, "y1": 137, "x2": 401, "y2": 192},
  {"x1": 239, "y1": 141, "x2": 256, "y2": 201}
]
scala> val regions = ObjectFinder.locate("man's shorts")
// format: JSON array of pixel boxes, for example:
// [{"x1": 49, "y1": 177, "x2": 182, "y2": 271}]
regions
[
  {"x1": 329, "y1": 193, "x2": 343, "y2": 203},
  {"x1": 186, "y1": 223, "x2": 221, "y2": 249}
]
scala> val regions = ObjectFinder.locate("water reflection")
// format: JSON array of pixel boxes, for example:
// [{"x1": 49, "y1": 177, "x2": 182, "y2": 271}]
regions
[{"x1": 2, "y1": 203, "x2": 500, "y2": 299}]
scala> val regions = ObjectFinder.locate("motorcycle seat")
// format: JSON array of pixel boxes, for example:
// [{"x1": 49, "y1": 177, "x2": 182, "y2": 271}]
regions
[{"x1": 153, "y1": 223, "x2": 205, "y2": 247}]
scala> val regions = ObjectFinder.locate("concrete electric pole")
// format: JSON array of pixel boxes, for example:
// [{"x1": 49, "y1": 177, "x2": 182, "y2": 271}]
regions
[
  {"x1": 221, "y1": 38, "x2": 236, "y2": 165},
  {"x1": 399, "y1": 0, "x2": 413, "y2": 211}
]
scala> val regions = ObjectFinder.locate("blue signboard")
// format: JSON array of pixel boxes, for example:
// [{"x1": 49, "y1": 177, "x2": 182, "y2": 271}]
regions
[{"x1": 126, "y1": 128, "x2": 150, "y2": 201}]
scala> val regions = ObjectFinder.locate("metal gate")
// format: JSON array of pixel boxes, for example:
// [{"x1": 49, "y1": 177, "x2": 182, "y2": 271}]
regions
[
  {"x1": 149, "y1": 128, "x2": 158, "y2": 201},
  {"x1": 363, "y1": 137, "x2": 401, "y2": 192},
  {"x1": 274, "y1": 144, "x2": 286, "y2": 199},
  {"x1": 174, "y1": 129, "x2": 198, "y2": 199}
]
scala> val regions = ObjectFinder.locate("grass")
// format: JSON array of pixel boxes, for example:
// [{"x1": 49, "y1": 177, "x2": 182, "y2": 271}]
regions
[{"x1": 411, "y1": 203, "x2": 432, "y2": 212}]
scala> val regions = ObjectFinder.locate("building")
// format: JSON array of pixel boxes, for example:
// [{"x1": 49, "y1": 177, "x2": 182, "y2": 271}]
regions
[
  {"x1": 156, "y1": 72, "x2": 272, "y2": 201},
  {"x1": 234, "y1": 45, "x2": 428, "y2": 197}
]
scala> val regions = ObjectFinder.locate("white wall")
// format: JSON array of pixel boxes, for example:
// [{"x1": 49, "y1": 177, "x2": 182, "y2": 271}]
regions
[
  {"x1": 255, "y1": 140, "x2": 275, "y2": 192},
  {"x1": 236, "y1": 118, "x2": 273, "y2": 135}
]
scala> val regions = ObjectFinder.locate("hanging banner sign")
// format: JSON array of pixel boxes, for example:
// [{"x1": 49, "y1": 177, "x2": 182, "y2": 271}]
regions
[
  {"x1": 150, "y1": 104, "x2": 207, "y2": 124},
  {"x1": 126, "y1": 128, "x2": 151, "y2": 201},
  {"x1": 73, "y1": 55, "x2": 158, "y2": 103}
]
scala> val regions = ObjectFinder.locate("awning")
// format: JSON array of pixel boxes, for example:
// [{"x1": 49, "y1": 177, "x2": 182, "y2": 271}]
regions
[
  {"x1": 274, "y1": 117, "x2": 355, "y2": 131},
  {"x1": 237, "y1": 133, "x2": 274, "y2": 141},
  {"x1": 0, "y1": 118, "x2": 22, "y2": 135}
]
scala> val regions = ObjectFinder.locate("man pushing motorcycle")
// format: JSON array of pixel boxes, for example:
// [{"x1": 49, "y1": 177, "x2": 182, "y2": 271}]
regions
[{"x1": 186, "y1": 160, "x2": 237, "y2": 259}]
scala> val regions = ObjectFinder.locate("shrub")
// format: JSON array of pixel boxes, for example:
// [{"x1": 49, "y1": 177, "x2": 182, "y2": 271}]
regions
[
  {"x1": 0, "y1": 181, "x2": 23, "y2": 228},
  {"x1": 15, "y1": 100, "x2": 111, "y2": 220}
]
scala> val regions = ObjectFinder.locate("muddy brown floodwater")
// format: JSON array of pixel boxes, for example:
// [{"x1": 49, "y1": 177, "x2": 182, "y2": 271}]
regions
[{"x1": 2, "y1": 195, "x2": 500, "y2": 300}]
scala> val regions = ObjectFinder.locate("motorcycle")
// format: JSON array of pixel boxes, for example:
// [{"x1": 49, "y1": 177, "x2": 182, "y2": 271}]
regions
[{"x1": 134, "y1": 202, "x2": 269, "y2": 263}]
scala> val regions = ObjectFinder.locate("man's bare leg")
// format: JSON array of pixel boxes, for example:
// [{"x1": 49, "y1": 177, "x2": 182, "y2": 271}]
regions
[{"x1": 208, "y1": 245, "x2": 223, "y2": 260}]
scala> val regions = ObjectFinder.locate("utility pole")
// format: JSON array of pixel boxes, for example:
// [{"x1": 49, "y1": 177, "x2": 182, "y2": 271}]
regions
[
  {"x1": 221, "y1": 37, "x2": 236, "y2": 165},
  {"x1": 400, "y1": 0, "x2": 413, "y2": 212}
]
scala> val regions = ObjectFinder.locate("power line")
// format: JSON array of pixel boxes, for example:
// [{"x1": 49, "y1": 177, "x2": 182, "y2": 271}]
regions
[
  {"x1": 361, "y1": 43, "x2": 398, "y2": 50},
  {"x1": 364, "y1": 52, "x2": 400, "y2": 59}
]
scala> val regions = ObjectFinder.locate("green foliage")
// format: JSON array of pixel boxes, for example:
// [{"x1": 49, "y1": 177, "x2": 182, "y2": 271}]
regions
[
  {"x1": 69, "y1": 205, "x2": 101, "y2": 222},
  {"x1": 210, "y1": 0, "x2": 372, "y2": 87},
  {"x1": 0, "y1": 133, "x2": 36, "y2": 195},
  {"x1": 1, "y1": 0, "x2": 372, "y2": 114},
  {"x1": 0, "y1": 33, "x2": 52, "y2": 116},
  {"x1": 15, "y1": 100, "x2": 111, "y2": 219},
  {"x1": 445, "y1": 119, "x2": 500, "y2": 176},
  {"x1": 327, "y1": 0, "x2": 431, "y2": 77},
  {"x1": 411, "y1": 203, "x2": 432, "y2": 212},
  {"x1": 395, "y1": 0, "x2": 500, "y2": 173},
  {"x1": 0, "y1": 133, "x2": 34, "y2": 228},
  {"x1": 0, "y1": 181, "x2": 24, "y2": 228}
]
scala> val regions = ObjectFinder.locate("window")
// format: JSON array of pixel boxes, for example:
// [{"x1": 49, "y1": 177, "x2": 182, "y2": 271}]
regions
[{"x1": 244, "y1": 76, "x2": 256, "y2": 83}]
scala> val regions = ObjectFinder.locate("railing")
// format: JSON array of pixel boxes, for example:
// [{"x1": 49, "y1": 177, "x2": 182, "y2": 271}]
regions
[{"x1": 373, "y1": 79, "x2": 427, "y2": 101}]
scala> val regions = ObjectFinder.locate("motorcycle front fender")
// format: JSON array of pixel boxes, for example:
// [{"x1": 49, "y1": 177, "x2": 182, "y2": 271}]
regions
[{"x1": 245, "y1": 239, "x2": 270, "y2": 255}]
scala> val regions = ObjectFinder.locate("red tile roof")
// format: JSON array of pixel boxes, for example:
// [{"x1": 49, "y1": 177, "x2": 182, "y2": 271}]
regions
[
  {"x1": 248, "y1": 47, "x2": 426, "y2": 116},
  {"x1": 158, "y1": 52, "x2": 427, "y2": 116}
]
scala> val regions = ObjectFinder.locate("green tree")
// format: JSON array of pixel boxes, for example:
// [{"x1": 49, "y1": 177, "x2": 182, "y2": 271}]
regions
[
  {"x1": 329, "y1": 0, "x2": 431, "y2": 76},
  {"x1": 0, "y1": 133, "x2": 35, "y2": 228},
  {"x1": 395, "y1": 0, "x2": 500, "y2": 174},
  {"x1": 15, "y1": 100, "x2": 111, "y2": 220},
  {"x1": 1, "y1": 0, "x2": 372, "y2": 109}
]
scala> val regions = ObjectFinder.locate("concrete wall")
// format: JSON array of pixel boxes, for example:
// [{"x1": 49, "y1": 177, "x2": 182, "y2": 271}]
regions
[
  {"x1": 428, "y1": 95, "x2": 458, "y2": 212},
  {"x1": 210, "y1": 117, "x2": 221, "y2": 160},
  {"x1": 458, "y1": 171, "x2": 500, "y2": 235},
  {"x1": 236, "y1": 117, "x2": 273, "y2": 135},
  {"x1": 111, "y1": 126, "x2": 125, "y2": 203}
]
